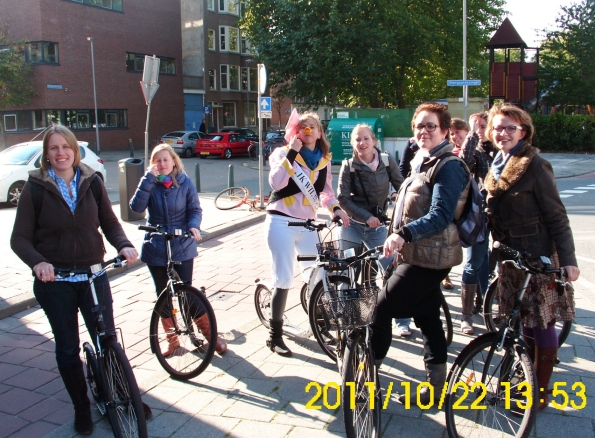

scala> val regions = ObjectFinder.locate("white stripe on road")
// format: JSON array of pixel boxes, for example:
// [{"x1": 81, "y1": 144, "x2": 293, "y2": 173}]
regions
[
  {"x1": 559, "y1": 190, "x2": 588, "y2": 194},
  {"x1": 573, "y1": 187, "x2": 595, "y2": 190},
  {"x1": 577, "y1": 255, "x2": 595, "y2": 264},
  {"x1": 559, "y1": 195, "x2": 573, "y2": 198}
]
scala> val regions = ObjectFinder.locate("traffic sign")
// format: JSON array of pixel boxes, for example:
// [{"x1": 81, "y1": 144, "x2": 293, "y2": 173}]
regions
[
  {"x1": 258, "y1": 64, "x2": 267, "y2": 94},
  {"x1": 447, "y1": 79, "x2": 481, "y2": 86},
  {"x1": 204, "y1": 105, "x2": 211, "y2": 114},
  {"x1": 260, "y1": 111, "x2": 272, "y2": 119},
  {"x1": 260, "y1": 97, "x2": 271, "y2": 111}
]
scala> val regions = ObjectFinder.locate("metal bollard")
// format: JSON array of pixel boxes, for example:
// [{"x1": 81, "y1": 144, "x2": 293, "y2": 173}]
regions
[
  {"x1": 129, "y1": 139, "x2": 134, "y2": 158},
  {"x1": 194, "y1": 162, "x2": 201, "y2": 192},
  {"x1": 228, "y1": 164, "x2": 234, "y2": 188}
]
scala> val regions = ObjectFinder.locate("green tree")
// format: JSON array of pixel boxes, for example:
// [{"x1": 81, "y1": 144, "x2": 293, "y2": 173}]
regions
[
  {"x1": 240, "y1": 0, "x2": 504, "y2": 108},
  {"x1": 540, "y1": 0, "x2": 595, "y2": 109},
  {"x1": 0, "y1": 29, "x2": 36, "y2": 148}
]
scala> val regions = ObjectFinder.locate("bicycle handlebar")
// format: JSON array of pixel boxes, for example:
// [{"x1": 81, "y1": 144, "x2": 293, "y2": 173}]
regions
[
  {"x1": 287, "y1": 217, "x2": 342, "y2": 231},
  {"x1": 54, "y1": 256, "x2": 126, "y2": 278},
  {"x1": 492, "y1": 241, "x2": 520, "y2": 260},
  {"x1": 138, "y1": 225, "x2": 193, "y2": 239},
  {"x1": 297, "y1": 245, "x2": 383, "y2": 264}
]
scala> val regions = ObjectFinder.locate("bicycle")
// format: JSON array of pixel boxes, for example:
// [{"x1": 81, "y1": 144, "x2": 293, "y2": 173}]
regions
[
  {"x1": 214, "y1": 186, "x2": 270, "y2": 211},
  {"x1": 247, "y1": 141, "x2": 277, "y2": 163},
  {"x1": 443, "y1": 241, "x2": 573, "y2": 438},
  {"x1": 483, "y1": 276, "x2": 572, "y2": 348},
  {"x1": 138, "y1": 225, "x2": 218, "y2": 380},
  {"x1": 55, "y1": 258, "x2": 147, "y2": 438}
]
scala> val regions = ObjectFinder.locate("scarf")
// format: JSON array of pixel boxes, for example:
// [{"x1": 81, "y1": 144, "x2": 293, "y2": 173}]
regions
[
  {"x1": 360, "y1": 149, "x2": 379, "y2": 171},
  {"x1": 157, "y1": 174, "x2": 173, "y2": 188},
  {"x1": 492, "y1": 140, "x2": 524, "y2": 181},
  {"x1": 300, "y1": 146, "x2": 323, "y2": 170}
]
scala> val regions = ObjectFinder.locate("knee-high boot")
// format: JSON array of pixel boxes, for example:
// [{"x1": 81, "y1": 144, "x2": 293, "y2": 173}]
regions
[
  {"x1": 266, "y1": 319, "x2": 292, "y2": 357},
  {"x1": 194, "y1": 314, "x2": 228, "y2": 354},
  {"x1": 398, "y1": 362, "x2": 446, "y2": 406},
  {"x1": 535, "y1": 346, "x2": 558, "y2": 411},
  {"x1": 460, "y1": 284, "x2": 476, "y2": 335},
  {"x1": 59, "y1": 363, "x2": 93, "y2": 435}
]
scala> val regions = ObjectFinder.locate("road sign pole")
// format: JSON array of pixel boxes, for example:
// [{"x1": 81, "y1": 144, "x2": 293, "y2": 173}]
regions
[
  {"x1": 463, "y1": 0, "x2": 468, "y2": 121},
  {"x1": 257, "y1": 64, "x2": 267, "y2": 209}
]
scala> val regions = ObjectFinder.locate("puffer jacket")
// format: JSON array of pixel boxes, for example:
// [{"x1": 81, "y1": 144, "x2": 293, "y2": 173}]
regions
[
  {"x1": 337, "y1": 148, "x2": 404, "y2": 223},
  {"x1": 485, "y1": 142, "x2": 577, "y2": 266},
  {"x1": 130, "y1": 171, "x2": 202, "y2": 266},
  {"x1": 11, "y1": 163, "x2": 132, "y2": 270}
]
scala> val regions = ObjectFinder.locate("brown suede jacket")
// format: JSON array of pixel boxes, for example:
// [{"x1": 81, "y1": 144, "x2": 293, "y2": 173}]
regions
[
  {"x1": 485, "y1": 142, "x2": 577, "y2": 267},
  {"x1": 11, "y1": 163, "x2": 133, "y2": 270}
]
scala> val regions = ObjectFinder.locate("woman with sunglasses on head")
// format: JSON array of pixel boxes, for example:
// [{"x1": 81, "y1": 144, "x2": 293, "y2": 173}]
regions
[
  {"x1": 372, "y1": 102, "x2": 470, "y2": 407},
  {"x1": 485, "y1": 103, "x2": 578, "y2": 411}
]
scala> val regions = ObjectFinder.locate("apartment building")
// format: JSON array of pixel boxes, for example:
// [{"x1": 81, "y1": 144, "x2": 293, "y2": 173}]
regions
[{"x1": 1, "y1": 0, "x2": 184, "y2": 151}]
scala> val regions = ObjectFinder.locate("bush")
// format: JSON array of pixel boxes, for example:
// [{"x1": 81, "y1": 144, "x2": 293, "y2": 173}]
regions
[{"x1": 531, "y1": 114, "x2": 595, "y2": 153}]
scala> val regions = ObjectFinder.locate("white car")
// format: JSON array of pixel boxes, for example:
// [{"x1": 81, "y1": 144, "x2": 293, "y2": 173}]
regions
[{"x1": 0, "y1": 141, "x2": 107, "y2": 206}]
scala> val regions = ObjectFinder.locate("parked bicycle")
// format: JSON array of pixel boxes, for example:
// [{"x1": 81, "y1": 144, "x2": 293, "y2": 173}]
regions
[
  {"x1": 56, "y1": 257, "x2": 147, "y2": 438},
  {"x1": 139, "y1": 225, "x2": 218, "y2": 380},
  {"x1": 443, "y1": 241, "x2": 573, "y2": 438},
  {"x1": 248, "y1": 141, "x2": 279, "y2": 163},
  {"x1": 214, "y1": 186, "x2": 270, "y2": 211}
]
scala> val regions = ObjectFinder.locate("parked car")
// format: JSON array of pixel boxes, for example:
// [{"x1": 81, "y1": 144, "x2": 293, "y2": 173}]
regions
[
  {"x1": 219, "y1": 128, "x2": 259, "y2": 143},
  {"x1": 264, "y1": 131, "x2": 286, "y2": 148},
  {"x1": 159, "y1": 130, "x2": 206, "y2": 158},
  {"x1": 195, "y1": 132, "x2": 254, "y2": 159},
  {"x1": 0, "y1": 141, "x2": 107, "y2": 206}
]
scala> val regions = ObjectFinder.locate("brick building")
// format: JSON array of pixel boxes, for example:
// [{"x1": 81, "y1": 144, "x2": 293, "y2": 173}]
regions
[{"x1": 1, "y1": 0, "x2": 184, "y2": 151}]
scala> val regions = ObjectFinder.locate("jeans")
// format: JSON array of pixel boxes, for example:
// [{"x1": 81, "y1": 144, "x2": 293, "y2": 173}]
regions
[
  {"x1": 462, "y1": 237, "x2": 490, "y2": 295},
  {"x1": 338, "y1": 221, "x2": 390, "y2": 270},
  {"x1": 33, "y1": 274, "x2": 115, "y2": 370}
]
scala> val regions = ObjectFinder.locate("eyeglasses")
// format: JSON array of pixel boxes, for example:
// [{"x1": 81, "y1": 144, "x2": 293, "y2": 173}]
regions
[
  {"x1": 493, "y1": 125, "x2": 523, "y2": 134},
  {"x1": 413, "y1": 123, "x2": 438, "y2": 132}
]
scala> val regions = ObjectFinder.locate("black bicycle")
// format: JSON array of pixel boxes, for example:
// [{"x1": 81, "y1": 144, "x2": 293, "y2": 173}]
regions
[
  {"x1": 56, "y1": 258, "x2": 147, "y2": 438},
  {"x1": 139, "y1": 225, "x2": 217, "y2": 380},
  {"x1": 444, "y1": 241, "x2": 573, "y2": 438}
]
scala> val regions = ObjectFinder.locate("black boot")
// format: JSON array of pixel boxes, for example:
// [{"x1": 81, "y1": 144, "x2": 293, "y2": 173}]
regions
[
  {"x1": 59, "y1": 363, "x2": 93, "y2": 435},
  {"x1": 266, "y1": 319, "x2": 292, "y2": 357}
]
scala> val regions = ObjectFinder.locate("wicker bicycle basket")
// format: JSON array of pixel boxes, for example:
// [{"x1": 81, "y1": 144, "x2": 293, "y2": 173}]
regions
[{"x1": 318, "y1": 284, "x2": 380, "y2": 331}]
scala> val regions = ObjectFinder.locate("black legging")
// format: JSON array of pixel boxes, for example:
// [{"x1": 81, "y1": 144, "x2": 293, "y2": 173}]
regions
[{"x1": 371, "y1": 263, "x2": 450, "y2": 364}]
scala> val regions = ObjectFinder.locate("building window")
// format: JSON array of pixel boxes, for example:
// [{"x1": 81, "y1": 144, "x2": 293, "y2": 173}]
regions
[
  {"x1": 4, "y1": 114, "x2": 17, "y2": 131},
  {"x1": 209, "y1": 69, "x2": 217, "y2": 90},
  {"x1": 220, "y1": 65, "x2": 228, "y2": 89},
  {"x1": 26, "y1": 41, "x2": 59, "y2": 65},
  {"x1": 240, "y1": 1, "x2": 247, "y2": 17},
  {"x1": 244, "y1": 102, "x2": 255, "y2": 127},
  {"x1": 249, "y1": 67, "x2": 257, "y2": 92},
  {"x1": 223, "y1": 102, "x2": 236, "y2": 127},
  {"x1": 65, "y1": 0, "x2": 123, "y2": 12},
  {"x1": 32, "y1": 110, "x2": 48, "y2": 130},
  {"x1": 219, "y1": 0, "x2": 239, "y2": 15},
  {"x1": 220, "y1": 26, "x2": 239, "y2": 52},
  {"x1": 240, "y1": 33, "x2": 254, "y2": 55},
  {"x1": 208, "y1": 29, "x2": 216, "y2": 51},
  {"x1": 126, "y1": 53, "x2": 176, "y2": 75},
  {"x1": 229, "y1": 66, "x2": 240, "y2": 90},
  {"x1": 207, "y1": 0, "x2": 215, "y2": 11}
]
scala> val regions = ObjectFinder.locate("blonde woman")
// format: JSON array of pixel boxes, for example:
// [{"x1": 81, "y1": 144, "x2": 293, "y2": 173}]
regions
[{"x1": 130, "y1": 144, "x2": 227, "y2": 355}]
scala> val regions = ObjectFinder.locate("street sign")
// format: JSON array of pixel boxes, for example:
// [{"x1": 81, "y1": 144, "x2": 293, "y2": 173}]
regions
[
  {"x1": 260, "y1": 97, "x2": 271, "y2": 112},
  {"x1": 261, "y1": 111, "x2": 272, "y2": 119},
  {"x1": 258, "y1": 64, "x2": 267, "y2": 94},
  {"x1": 447, "y1": 79, "x2": 481, "y2": 86},
  {"x1": 204, "y1": 106, "x2": 211, "y2": 114}
]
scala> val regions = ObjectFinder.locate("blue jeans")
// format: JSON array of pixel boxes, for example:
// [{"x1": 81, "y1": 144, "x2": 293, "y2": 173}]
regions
[
  {"x1": 462, "y1": 237, "x2": 490, "y2": 296},
  {"x1": 33, "y1": 274, "x2": 115, "y2": 370},
  {"x1": 337, "y1": 221, "x2": 390, "y2": 270}
]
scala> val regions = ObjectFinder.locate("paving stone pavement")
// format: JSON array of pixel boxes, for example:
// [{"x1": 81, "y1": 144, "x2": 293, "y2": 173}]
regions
[{"x1": 0, "y1": 217, "x2": 594, "y2": 437}]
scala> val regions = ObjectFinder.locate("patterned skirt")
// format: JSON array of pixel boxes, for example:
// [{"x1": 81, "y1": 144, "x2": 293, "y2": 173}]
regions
[{"x1": 496, "y1": 252, "x2": 575, "y2": 329}]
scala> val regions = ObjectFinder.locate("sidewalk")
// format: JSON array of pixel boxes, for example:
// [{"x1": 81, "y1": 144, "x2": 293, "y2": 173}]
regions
[{"x1": 0, "y1": 151, "x2": 594, "y2": 437}]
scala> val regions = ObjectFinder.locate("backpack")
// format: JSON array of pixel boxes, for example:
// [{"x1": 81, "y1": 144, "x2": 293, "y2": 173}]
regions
[
  {"x1": 31, "y1": 175, "x2": 102, "y2": 228},
  {"x1": 429, "y1": 154, "x2": 487, "y2": 248}
]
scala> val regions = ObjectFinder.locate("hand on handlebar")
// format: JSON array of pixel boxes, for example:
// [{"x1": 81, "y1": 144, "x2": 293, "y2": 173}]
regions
[
  {"x1": 33, "y1": 261, "x2": 55, "y2": 283},
  {"x1": 366, "y1": 216, "x2": 382, "y2": 228},
  {"x1": 188, "y1": 227, "x2": 202, "y2": 242},
  {"x1": 562, "y1": 265, "x2": 580, "y2": 282},
  {"x1": 333, "y1": 209, "x2": 350, "y2": 227},
  {"x1": 384, "y1": 233, "x2": 404, "y2": 258},
  {"x1": 119, "y1": 247, "x2": 138, "y2": 265}
]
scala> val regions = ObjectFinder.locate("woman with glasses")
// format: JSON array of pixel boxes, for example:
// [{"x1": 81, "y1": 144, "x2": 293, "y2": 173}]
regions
[
  {"x1": 485, "y1": 104, "x2": 579, "y2": 411},
  {"x1": 372, "y1": 102, "x2": 470, "y2": 406}
]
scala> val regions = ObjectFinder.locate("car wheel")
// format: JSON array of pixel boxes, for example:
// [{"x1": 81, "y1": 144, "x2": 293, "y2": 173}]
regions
[
  {"x1": 8, "y1": 182, "x2": 24, "y2": 207},
  {"x1": 183, "y1": 148, "x2": 193, "y2": 158},
  {"x1": 224, "y1": 149, "x2": 232, "y2": 159}
]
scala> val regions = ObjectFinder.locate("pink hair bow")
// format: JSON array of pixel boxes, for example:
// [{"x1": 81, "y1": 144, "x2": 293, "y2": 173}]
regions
[{"x1": 284, "y1": 108, "x2": 300, "y2": 143}]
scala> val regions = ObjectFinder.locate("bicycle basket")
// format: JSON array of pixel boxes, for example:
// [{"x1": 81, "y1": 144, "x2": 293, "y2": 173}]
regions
[
  {"x1": 318, "y1": 285, "x2": 379, "y2": 331},
  {"x1": 316, "y1": 240, "x2": 365, "y2": 259}
]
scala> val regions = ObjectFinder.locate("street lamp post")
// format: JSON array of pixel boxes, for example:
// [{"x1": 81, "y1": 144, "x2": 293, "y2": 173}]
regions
[
  {"x1": 87, "y1": 37, "x2": 100, "y2": 155},
  {"x1": 246, "y1": 59, "x2": 253, "y2": 127},
  {"x1": 463, "y1": 0, "x2": 468, "y2": 120}
]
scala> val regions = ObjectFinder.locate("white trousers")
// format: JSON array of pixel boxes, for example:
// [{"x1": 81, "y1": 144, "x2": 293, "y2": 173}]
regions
[{"x1": 264, "y1": 213, "x2": 319, "y2": 289}]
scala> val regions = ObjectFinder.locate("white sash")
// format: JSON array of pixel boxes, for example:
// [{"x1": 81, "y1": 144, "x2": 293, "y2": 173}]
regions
[{"x1": 291, "y1": 164, "x2": 320, "y2": 212}]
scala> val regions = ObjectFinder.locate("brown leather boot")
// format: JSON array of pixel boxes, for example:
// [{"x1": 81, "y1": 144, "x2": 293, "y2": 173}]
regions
[
  {"x1": 460, "y1": 284, "x2": 476, "y2": 335},
  {"x1": 442, "y1": 275, "x2": 454, "y2": 290},
  {"x1": 535, "y1": 346, "x2": 558, "y2": 411},
  {"x1": 523, "y1": 336, "x2": 536, "y2": 364},
  {"x1": 160, "y1": 318, "x2": 180, "y2": 358},
  {"x1": 194, "y1": 314, "x2": 227, "y2": 354}
]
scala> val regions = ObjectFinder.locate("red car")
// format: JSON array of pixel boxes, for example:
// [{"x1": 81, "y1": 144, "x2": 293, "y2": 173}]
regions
[{"x1": 195, "y1": 132, "x2": 254, "y2": 159}]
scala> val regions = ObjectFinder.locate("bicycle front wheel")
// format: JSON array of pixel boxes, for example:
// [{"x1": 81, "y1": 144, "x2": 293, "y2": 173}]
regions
[
  {"x1": 150, "y1": 284, "x2": 217, "y2": 380},
  {"x1": 248, "y1": 144, "x2": 258, "y2": 161},
  {"x1": 101, "y1": 337, "x2": 147, "y2": 438},
  {"x1": 483, "y1": 278, "x2": 572, "y2": 347},
  {"x1": 214, "y1": 187, "x2": 248, "y2": 210},
  {"x1": 441, "y1": 293, "x2": 453, "y2": 347},
  {"x1": 444, "y1": 332, "x2": 536, "y2": 438},
  {"x1": 83, "y1": 342, "x2": 107, "y2": 416},
  {"x1": 254, "y1": 283, "x2": 272, "y2": 329},
  {"x1": 342, "y1": 330, "x2": 381, "y2": 438},
  {"x1": 308, "y1": 275, "x2": 352, "y2": 362}
]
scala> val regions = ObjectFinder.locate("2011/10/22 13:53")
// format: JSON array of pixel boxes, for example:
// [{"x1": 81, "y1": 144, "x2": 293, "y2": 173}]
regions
[{"x1": 304, "y1": 381, "x2": 587, "y2": 411}]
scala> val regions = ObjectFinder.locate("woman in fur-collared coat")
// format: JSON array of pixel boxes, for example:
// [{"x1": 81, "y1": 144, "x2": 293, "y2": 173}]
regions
[{"x1": 484, "y1": 104, "x2": 579, "y2": 411}]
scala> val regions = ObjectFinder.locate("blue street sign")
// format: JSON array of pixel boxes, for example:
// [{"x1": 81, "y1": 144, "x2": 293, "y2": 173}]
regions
[
  {"x1": 260, "y1": 97, "x2": 271, "y2": 111},
  {"x1": 447, "y1": 79, "x2": 482, "y2": 86},
  {"x1": 204, "y1": 105, "x2": 211, "y2": 114}
]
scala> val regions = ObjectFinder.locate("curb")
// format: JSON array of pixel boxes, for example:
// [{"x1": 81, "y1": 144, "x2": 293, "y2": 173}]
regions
[{"x1": 0, "y1": 212, "x2": 266, "y2": 321}]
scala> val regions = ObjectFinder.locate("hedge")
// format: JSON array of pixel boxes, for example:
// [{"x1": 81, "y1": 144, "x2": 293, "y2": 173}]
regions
[{"x1": 531, "y1": 114, "x2": 595, "y2": 153}]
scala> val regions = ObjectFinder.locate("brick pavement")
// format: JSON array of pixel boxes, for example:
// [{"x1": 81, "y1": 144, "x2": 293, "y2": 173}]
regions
[{"x1": 1, "y1": 219, "x2": 594, "y2": 437}]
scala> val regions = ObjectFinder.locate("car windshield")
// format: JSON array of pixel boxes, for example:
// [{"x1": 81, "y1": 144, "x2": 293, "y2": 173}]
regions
[
  {"x1": 0, "y1": 144, "x2": 40, "y2": 165},
  {"x1": 163, "y1": 132, "x2": 185, "y2": 138}
]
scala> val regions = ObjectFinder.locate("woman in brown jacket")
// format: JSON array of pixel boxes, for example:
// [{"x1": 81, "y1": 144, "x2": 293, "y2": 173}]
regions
[{"x1": 484, "y1": 104, "x2": 579, "y2": 411}]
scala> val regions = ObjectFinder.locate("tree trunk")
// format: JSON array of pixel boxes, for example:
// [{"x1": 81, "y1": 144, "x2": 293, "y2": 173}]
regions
[{"x1": 0, "y1": 117, "x2": 7, "y2": 150}]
